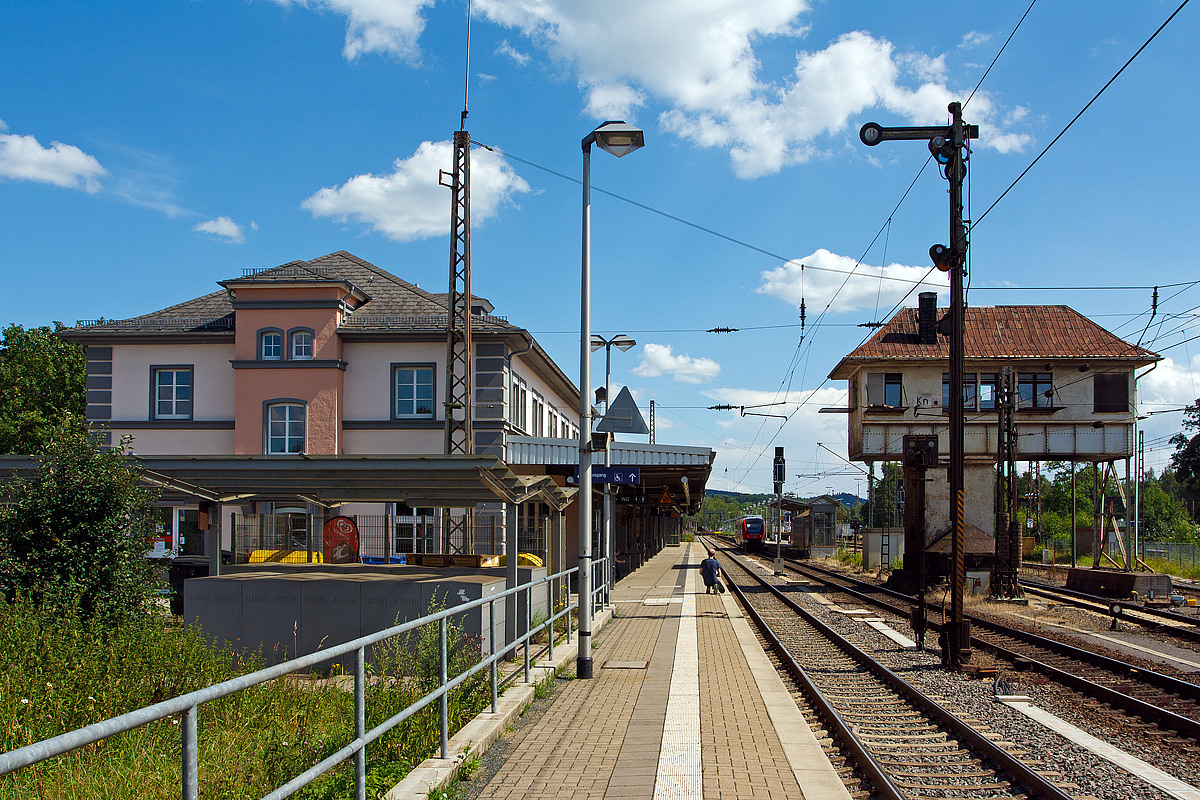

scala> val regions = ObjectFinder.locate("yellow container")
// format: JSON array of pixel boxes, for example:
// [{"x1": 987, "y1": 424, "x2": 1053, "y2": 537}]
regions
[
  {"x1": 247, "y1": 549, "x2": 324, "y2": 564},
  {"x1": 1188, "y1": 598, "x2": 1198, "y2": 608}
]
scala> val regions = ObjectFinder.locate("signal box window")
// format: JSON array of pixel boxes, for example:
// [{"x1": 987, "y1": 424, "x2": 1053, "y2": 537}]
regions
[
  {"x1": 866, "y1": 373, "x2": 904, "y2": 407},
  {"x1": 1018, "y1": 373, "x2": 1054, "y2": 408},
  {"x1": 941, "y1": 373, "x2": 978, "y2": 411}
]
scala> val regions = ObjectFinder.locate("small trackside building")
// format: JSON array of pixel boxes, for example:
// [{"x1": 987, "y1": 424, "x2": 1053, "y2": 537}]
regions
[{"x1": 827, "y1": 293, "x2": 1159, "y2": 555}]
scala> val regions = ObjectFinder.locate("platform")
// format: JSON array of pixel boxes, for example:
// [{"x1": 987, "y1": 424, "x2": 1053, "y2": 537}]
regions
[{"x1": 469, "y1": 542, "x2": 851, "y2": 800}]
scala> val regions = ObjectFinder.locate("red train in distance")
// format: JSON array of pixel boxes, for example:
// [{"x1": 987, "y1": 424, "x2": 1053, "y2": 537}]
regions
[{"x1": 735, "y1": 515, "x2": 766, "y2": 550}]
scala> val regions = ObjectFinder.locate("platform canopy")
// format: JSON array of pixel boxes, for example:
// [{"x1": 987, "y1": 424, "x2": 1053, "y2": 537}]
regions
[{"x1": 0, "y1": 454, "x2": 577, "y2": 511}]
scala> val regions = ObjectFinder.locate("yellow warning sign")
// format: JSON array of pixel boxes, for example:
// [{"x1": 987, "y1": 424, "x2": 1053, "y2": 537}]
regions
[{"x1": 658, "y1": 488, "x2": 672, "y2": 505}]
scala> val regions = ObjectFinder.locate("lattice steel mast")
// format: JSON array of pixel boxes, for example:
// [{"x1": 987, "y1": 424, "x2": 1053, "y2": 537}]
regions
[{"x1": 439, "y1": 2, "x2": 474, "y2": 553}]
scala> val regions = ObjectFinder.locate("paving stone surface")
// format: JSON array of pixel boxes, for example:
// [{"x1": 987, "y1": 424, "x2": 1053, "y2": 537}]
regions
[{"x1": 471, "y1": 544, "x2": 824, "y2": 800}]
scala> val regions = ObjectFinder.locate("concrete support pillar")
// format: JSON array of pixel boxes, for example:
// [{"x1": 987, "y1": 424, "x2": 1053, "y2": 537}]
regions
[{"x1": 207, "y1": 505, "x2": 221, "y2": 577}]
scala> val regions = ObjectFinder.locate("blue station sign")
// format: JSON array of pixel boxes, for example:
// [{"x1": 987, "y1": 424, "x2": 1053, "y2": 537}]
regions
[{"x1": 568, "y1": 466, "x2": 642, "y2": 485}]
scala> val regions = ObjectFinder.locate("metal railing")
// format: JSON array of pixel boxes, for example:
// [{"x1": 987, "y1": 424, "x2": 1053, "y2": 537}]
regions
[{"x1": 0, "y1": 565, "x2": 598, "y2": 800}]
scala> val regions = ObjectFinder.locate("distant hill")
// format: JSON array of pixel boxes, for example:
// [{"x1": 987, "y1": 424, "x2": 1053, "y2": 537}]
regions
[{"x1": 708, "y1": 489, "x2": 863, "y2": 507}]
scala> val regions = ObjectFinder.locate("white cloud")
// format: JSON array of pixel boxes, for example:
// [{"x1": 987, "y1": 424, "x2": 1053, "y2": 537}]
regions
[
  {"x1": 475, "y1": 4, "x2": 1031, "y2": 177},
  {"x1": 270, "y1": 0, "x2": 433, "y2": 61},
  {"x1": 277, "y1": 0, "x2": 1033, "y2": 178},
  {"x1": 958, "y1": 31, "x2": 991, "y2": 49},
  {"x1": 302, "y1": 140, "x2": 530, "y2": 242},
  {"x1": 1140, "y1": 355, "x2": 1200, "y2": 409},
  {"x1": 193, "y1": 216, "x2": 246, "y2": 243},
  {"x1": 695, "y1": 385, "x2": 858, "y2": 494},
  {"x1": 757, "y1": 248, "x2": 949, "y2": 315},
  {"x1": 631, "y1": 343, "x2": 720, "y2": 383},
  {"x1": 495, "y1": 40, "x2": 530, "y2": 66},
  {"x1": 0, "y1": 120, "x2": 106, "y2": 192}
]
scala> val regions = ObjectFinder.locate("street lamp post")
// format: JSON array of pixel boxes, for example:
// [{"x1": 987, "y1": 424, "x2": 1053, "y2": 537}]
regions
[
  {"x1": 592, "y1": 333, "x2": 637, "y2": 602},
  {"x1": 579, "y1": 121, "x2": 644, "y2": 680}
]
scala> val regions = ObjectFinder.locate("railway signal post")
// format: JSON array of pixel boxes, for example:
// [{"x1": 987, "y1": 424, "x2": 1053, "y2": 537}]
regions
[
  {"x1": 861, "y1": 102, "x2": 978, "y2": 669},
  {"x1": 773, "y1": 447, "x2": 785, "y2": 575}
]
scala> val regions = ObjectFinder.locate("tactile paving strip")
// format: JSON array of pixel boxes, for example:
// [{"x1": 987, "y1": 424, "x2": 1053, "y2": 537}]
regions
[{"x1": 653, "y1": 552, "x2": 702, "y2": 800}]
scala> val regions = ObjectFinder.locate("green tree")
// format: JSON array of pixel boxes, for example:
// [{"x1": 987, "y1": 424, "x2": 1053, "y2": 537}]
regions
[
  {"x1": 1173, "y1": 400, "x2": 1200, "y2": 493},
  {"x1": 0, "y1": 416, "x2": 159, "y2": 624},
  {"x1": 869, "y1": 462, "x2": 902, "y2": 527},
  {"x1": 1140, "y1": 472, "x2": 1199, "y2": 542},
  {"x1": 0, "y1": 323, "x2": 86, "y2": 454}
]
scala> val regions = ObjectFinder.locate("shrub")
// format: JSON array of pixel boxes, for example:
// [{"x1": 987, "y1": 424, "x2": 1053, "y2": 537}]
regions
[{"x1": 0, "y1": 416, "x2": 159, "y2": 624}]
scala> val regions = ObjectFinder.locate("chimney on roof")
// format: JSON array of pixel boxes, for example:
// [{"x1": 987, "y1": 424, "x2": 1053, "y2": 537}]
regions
[{"x1": 918, "y1": 292, "x2": 938, "y2": 344}]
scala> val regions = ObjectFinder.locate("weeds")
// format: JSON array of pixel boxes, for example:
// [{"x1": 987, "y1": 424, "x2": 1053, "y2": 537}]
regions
[{"x1": 0, "y1": 597, "x2": 492, "y2": 800}]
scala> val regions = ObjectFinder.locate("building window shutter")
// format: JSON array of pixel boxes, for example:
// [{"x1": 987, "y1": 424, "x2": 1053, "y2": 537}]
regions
[
  {"x1": 866, "y1": 373, "x2": 884, "y2": 406},
  {"x1": 1094, "y1": 373, "x2": 1129, "y2": 413}
]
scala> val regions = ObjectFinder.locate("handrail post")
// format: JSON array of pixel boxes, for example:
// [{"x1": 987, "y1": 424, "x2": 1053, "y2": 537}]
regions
[
  {"x1": 489, "y1": 598, "x2": 498, "y2": 713},
  {"x1": 548, "y1": 582, "x2": 555, "y2": 660},
  {"x1": 182, "y1": 705, "x2": 198, "y2": 800},
  {"x1": 439, "y1": 617, "x2": 449, "y2": 760},
  {"x1": 355, "y1": 647, "x2": 366, "y2": 800},
  {"x1": 524, "y1": 585, "x2": 531, "y2": 684}
]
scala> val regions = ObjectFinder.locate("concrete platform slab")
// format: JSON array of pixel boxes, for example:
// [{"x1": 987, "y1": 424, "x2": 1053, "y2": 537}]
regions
[{"x1": 466, "y1": 543, "x2": 852, "y2": 800}]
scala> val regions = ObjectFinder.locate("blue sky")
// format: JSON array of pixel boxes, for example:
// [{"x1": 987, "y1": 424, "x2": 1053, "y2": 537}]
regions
[{"x1": 3, "y1": 0, "x2": 1199, "y2": 496}]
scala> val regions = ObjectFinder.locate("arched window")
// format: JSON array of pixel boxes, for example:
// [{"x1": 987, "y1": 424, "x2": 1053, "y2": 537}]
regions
[
  {"x1": 290, "y1": 329, "x2": 314, "y2": 360},
  {"x1": 259, "y1": 329, "x2": 283, "y2": 361},
  {"x1": 266, "y1": 402, "x2": 305, "y2": 454}
]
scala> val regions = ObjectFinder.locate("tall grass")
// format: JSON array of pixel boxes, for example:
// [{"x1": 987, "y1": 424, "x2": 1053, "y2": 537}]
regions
[{"x1": 0, "y1": 598, "x2": 489, "y2": 800}]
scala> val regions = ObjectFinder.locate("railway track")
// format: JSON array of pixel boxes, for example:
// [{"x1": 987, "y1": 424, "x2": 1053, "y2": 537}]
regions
[
  {"x1": 704, "y1": 538, "x2": 1072, "y2": 800},
  {"x1": 1016, "y1": 578, "x2": 1200, "y2": 645},
  {"x1": 755, "y1": 548, "x2": 1200, "y2": 746}
]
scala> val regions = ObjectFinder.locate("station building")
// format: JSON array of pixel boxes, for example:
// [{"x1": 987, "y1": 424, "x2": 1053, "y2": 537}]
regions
[{"x1": 58, "y1": 250, "x2": 712, "y2": 575}]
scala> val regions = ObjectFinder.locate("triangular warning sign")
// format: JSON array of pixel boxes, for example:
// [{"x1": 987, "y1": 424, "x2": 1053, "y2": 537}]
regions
[
  {"x1": 658, "y1": 488, "x2": 672, "y2": 505},
  {"x1": 595, "y1": 386, "x2": 649, "y2": 434}
]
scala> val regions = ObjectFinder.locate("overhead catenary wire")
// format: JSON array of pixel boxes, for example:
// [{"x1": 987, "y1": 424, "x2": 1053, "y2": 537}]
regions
[{"x1": 971, "y1": 0, "x2": 1193, "y2": 230}]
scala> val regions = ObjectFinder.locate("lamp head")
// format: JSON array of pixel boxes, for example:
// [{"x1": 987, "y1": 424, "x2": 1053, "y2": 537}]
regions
[
  {"x1": 612, "y1": 335, "x2": 637, "y2": 351},
  {"x1": 589, "y1": 334, "x2": 606, "y2": 352},
  {"x1": 591, "y1": 121, "x2": 645, "y2": 158}
]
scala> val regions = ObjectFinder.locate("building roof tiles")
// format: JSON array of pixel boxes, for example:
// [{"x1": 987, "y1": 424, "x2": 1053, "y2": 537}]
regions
[
  {"x1": 829, "y1": 305, "x2": 1159, "y2": 379},
  {"x1": 64, "y1": 251, "x2": 515, "y2": 336}
]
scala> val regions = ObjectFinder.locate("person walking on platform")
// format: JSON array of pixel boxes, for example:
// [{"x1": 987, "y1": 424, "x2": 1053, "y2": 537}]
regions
[{"x1": 700, "y1": 550, "x2": 724, "y2": 594}]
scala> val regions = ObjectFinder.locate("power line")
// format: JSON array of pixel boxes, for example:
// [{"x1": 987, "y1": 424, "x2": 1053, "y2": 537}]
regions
[{"x1": 972, "y1": 0, "x2": 1192, "y2": 229}]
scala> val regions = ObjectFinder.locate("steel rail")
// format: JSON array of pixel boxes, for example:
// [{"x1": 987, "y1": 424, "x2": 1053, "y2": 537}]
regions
[
  {"x1": 1019, "y1": 578, "x2": 1200, "y2": 637},
  {"x1": 793, "y1": 558, "x2": 1200, "y2": 703},
  {"x1": 782, "y1": 557, "x2": 1200, "y2": 740},
  {"x1": 709, "y1": 540, "x2": 1074, "y2": 800}
]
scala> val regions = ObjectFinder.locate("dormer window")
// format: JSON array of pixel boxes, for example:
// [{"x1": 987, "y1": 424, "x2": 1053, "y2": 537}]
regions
[
  {"x1": 260, "y1": 330, "x2": 283, "y2": 360},
  {"x1": 291, "y1": 329, "x2": 314, "y2": 360}
]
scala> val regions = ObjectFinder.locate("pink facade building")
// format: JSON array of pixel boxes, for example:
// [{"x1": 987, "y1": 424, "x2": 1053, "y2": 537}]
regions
[{"x1": 61, "y1": 251, "x2": 582, "y2": 558}]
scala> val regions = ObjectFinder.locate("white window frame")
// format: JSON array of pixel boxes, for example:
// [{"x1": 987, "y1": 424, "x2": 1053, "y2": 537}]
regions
[
  {"x1": 510, "y1": 374, "x2": 528, "y2": 432},
  {"x1": 267, "y1": 402, "x2": 305, "y2": 454},
  {"x1": 153, "y1": 367, "x2": 193, "y2": 420},
  {"x1": 291, "y1": 330, "x2": 314, "y2": 360},
  {"x1": 393, "y1": 364, "x2": 436, "y2": 419},
  {"x1": 260, "y1": 330, "x2": 283, "y2": 361}
]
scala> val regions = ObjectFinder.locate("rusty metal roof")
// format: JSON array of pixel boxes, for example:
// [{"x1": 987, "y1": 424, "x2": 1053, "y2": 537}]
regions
[{"x1": 829, "y1": 305, "x2": 1159, "y2": 379}]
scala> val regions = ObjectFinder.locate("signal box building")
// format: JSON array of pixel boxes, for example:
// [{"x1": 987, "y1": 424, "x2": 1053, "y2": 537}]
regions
[{"x1": 828, "y1": 292, "x2": 1159, "y2": 557}]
